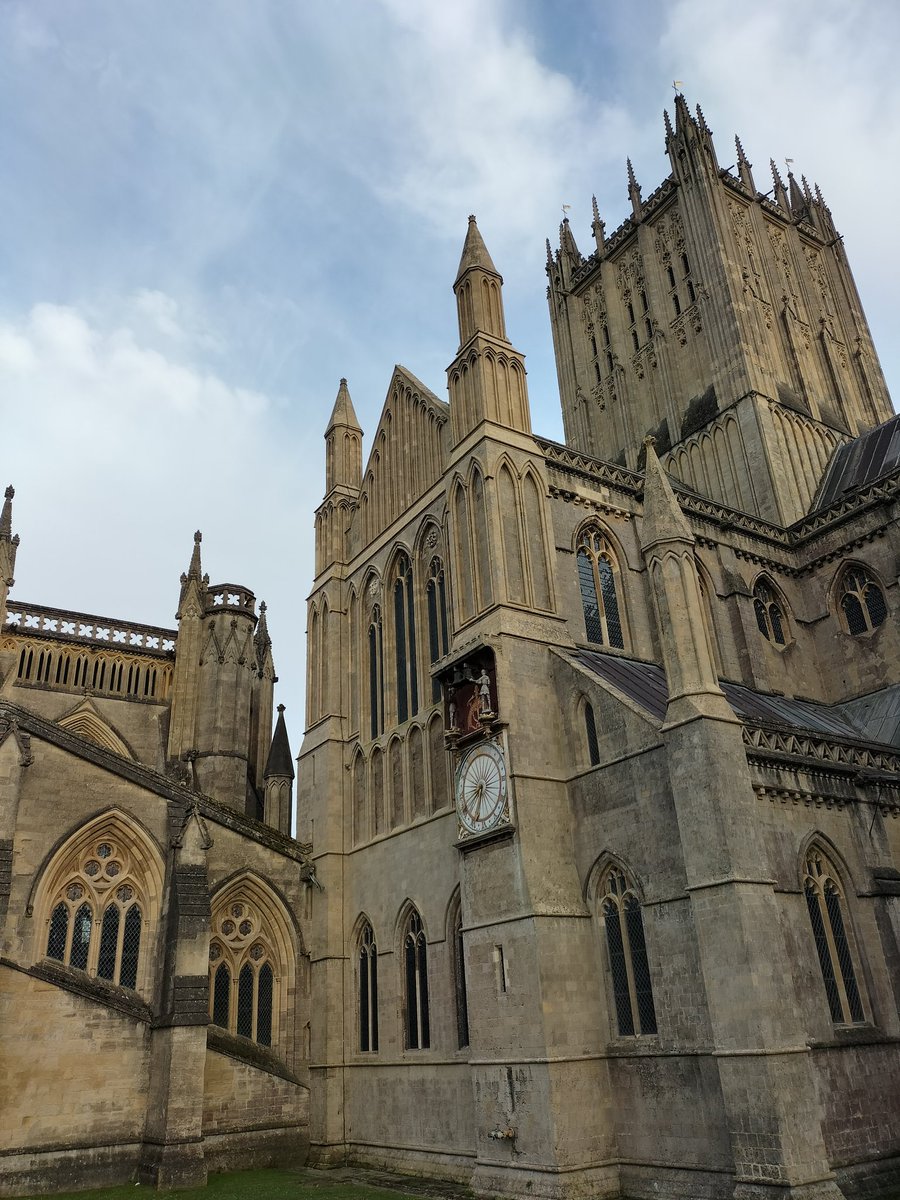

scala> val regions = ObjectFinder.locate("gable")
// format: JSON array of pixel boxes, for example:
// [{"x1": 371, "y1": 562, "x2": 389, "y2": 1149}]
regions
[{"x1": 353, "y1": 366, "x2": 449, "y2": 551}]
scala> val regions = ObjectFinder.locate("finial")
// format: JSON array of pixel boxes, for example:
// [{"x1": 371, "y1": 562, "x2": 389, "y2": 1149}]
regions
[
  {"x1": 187, "y1": 530, "x2": 203, "y2": 578},
  {"x1": 277, "y1": 703, "x2": 285, "y2": 713},
  {"x1": 194, "y1": 530, "x2": 202, "y2": 544},
  {"x1": 260, "y1": 600, "x2": 267, "y2": 613},
  {"x1": 0, "y1": 486, "x2": 13, "y2": 537},
  {"x1": 4, "y1": 486, "x2": 13, "y2": 501},
  {"x1": 643, "y1": 435, "x2": 657, "y2": 451},
  {"x1": 468, "y1": 213, "x2": 476, "y2": 224},
  {"x1": 339, "y1": 377, "x2": 347, "y2": 387}
]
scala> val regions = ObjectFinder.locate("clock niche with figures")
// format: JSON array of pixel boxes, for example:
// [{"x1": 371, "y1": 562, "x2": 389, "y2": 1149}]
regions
[{"x1": 455, "y1": 739, "x2": 509, "y2": 838}]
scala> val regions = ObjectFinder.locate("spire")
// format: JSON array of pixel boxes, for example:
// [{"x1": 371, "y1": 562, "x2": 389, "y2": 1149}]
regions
[
  {"x1": 323, "y1": 378, "x2": 363, "y2": 495},
  {"x1": 325, "y1": 377, "x2": 361, "y2": 435},
  {"x1": 640, "y1": 438, "x2": 693, "y2": 551},
  {"x1": 176, "y1": 530, "x2": 207, "y2": 619},
  {"x1": 264, "y1": 704, "x2": 295, "y2": 780},
  {"x1": 787, "y1": 170, "x2": 809, "y2": 221},
  {"x1": 591, "y1": 195, "x2": 606, "y2": 252},
  {"x1": 452, "y1": 215, "x2": 507, "y2": 346},
  {"x1": 254, "y1": 599, "x2": 272, "y2": 665},
  {"x1": 770, "y1": 160, "x2": 789, "y2": 213},
  {"x1": 0, "y1": 486, "x2": 13, "y2": 539},
  {"x1": 188, "y1": 530, "x2": 202, "y2": 578},
  {"x1": 627, "y1": 158, "x2": 642, "y2": 219},
  {"x1": 673, "y1": 90, "x2": 693, "y2": 135},
  {"x1": 558, "y1": 217, "x2": 583, "y2": 266},
  {"x1": 735, "y1": 135, "x2": 754, "y2": 190},
  {"x1": 455, "y1": 214, "x2": 500, "y2": 286}
]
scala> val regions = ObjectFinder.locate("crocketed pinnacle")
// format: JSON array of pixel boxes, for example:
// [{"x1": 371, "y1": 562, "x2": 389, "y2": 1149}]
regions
[
  {"x1": 326, "y1": 377, "x2": 362, "y2": 435},
  {"x1": 455, "y1": 214, "x2": 500, "y2": 285},
  {"x1": 188, "y1": 530, "x2": 202, "y2": 579},
  {"x1": 0, "y1": 486, "x2": 13, "y2": 538},
  {"x1": 640, "y1": 437, "x2": 694, "y2": 552}
]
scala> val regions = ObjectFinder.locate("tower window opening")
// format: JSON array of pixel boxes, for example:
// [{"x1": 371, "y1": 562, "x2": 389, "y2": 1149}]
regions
[
  {"x1": 803, "y1": 848, "x2": 865, "y2": 1024},
  {"x1": 839, "y1": 567, "x2": 887, "y2": 636},
  {"x1": 600, "y1": 867, "x2": 657, "y2": 1037},
  {"x1": 403, "y1": 909, "x2": 430, "y2": 1049},
  {"x1": 576, "y1": 529, "x2": 625, "y2": 649},
  {"x1": 753, "y1": 581, "x2": 788, "y2": 646}
]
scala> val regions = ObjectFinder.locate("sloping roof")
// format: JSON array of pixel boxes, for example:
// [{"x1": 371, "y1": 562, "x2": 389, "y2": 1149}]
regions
[
  {"x1": 815, "y1": 414, "x2": 900, "y2": 508},
  {"x1": 572, "y1": 649, "x2": 879, "y2": 743},
  {"x1": 838, "y1": 684, "x2": 900, "y2": 749}
]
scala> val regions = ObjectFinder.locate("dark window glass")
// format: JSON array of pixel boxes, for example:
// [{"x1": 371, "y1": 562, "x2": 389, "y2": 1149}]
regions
[
  {"x1": 47, "y1": 902, "x2": 68, "y2": 961},
  {"x1": 406, "y1": 570, "x2": 418, "y2": 715},
  {"x1": 69, "y1": 903, "x2": 92, "y2": 971},
  {"x1": 603, "y1": 900, "x2": 634, "y2": 1036},
  {"x1": 825, "y1": 885, "x2": 864, "y2": 1022},
  {"x1": 97, "y1": 905, "x2": 119, "y2": 981},
  {"x1": 585, "y1": 703, "x2": 600, "y2": 766},
  {"x1": 625, "y1": 896, "x2": 657, "y2": 1034},
  {"x1": 359, "y1": 923, "x2": 378, "y2": 1052},
  {"x1": 257, "y1": 963, "x2": 274, "y2": 1046},
  {"x1": 598, "y1": 558, "x2": 624, "y2": 648},
  {"x1": 865, "y1": 582, "x2": 887, "y2": 629},
  {"x1": 770, "y1": 604, "x2": 786, "y2": 645},
  {"x1": 213, "y1": 963, "x2": 230, "y2": 1028},
  {"x1": 395, "y1": 579, "x2": 408, "y2": 724},
  {"x1": 237, "y1": 963, "x2": 254, "y2": 1038},
  {"x1": 404, "y1": 912, "x2": 430, "y2": 1049},
  {"x1": 754, "y1": 596, "x2": 769, "y2": 637},
  {"x1": 427, "y1": 582, "x2": 441, "y2": 702},
  {"x1": 805, "y1": 883, "x2": 842, "y2": 1023},
  {"x1": 578, "y1": 550, "x2": 603, "y2": 644},
  {"x1": 842, "y1": 592, "x2": 867, "y2": 636},
  {"x1": 120, "y1": 905, "x2": 141, "y2": 990}
]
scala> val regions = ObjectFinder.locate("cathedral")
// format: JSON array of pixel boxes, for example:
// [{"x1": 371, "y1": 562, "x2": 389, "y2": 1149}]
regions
[{"x1": 2, "y1": 96, "x2": 900, "y2": 1200}]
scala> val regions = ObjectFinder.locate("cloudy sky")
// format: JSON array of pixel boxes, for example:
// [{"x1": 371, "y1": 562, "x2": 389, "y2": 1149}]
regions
[{"x1": 2, "y1": 0, "x2": 898, "y2": 748}]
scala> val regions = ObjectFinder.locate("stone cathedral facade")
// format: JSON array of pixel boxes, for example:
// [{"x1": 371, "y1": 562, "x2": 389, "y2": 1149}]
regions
[{"x1": 3, "y1": 96, "x2": 900, "y2": 1200}]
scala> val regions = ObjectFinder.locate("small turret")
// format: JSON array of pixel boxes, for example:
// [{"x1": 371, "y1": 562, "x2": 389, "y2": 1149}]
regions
[
  {"x1": 324, "y1": 377, "x2": 362, "y2": 495},
  {"x1": 454, "y1": 214, "x2": 506, "y2": 346},
  {"x1": 263, "y1": 704, "x2": 294, "y2": 835}
]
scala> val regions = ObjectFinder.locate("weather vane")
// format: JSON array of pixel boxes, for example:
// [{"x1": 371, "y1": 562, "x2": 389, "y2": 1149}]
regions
[
  {"x1": 672, "y1": 79, "x2": 684, "y2": 93},
  {"x1": 561, "y1": 204, "x2": 571, "y2": 217}
]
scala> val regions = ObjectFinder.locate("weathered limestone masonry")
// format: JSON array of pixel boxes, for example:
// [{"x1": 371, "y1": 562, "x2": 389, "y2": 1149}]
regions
[
  {"x1": 300, "y1": 98, "x2": 900, "y2": 1200},
  {"x1": 0, "y1": 529, "x2": 311, "y2": 1195},
  {"x1": 2, "y1": 96, "x2": 900, "y2": 1200}
]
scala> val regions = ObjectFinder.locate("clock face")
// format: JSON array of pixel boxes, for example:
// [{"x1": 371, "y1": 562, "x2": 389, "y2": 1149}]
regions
[{"x1": 455, "y1": 741, "x2": 509, "y2": 837}]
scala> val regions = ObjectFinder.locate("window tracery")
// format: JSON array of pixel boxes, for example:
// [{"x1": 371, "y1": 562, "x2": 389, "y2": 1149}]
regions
[
  {"x1": 43, "y1": 833, "x2": 145, "y2": 991},
  {"x1": 576, "y1": 528, "x2": 625, "y2": 649},
  {"x1": 426, "y1": 556, "x2": 450, "y2": 703},
  {"x1": 358, "y1": 920, "x2": 379, "y2": 1052},
  {"x1": 208, "y1": 897, "x2": 279, "y2": 1046},
  {"x1": 753, "y1": 579, "x2": 788, "y2": 645},
  {"x1": 803, "y1": 847, "x2": 865, "y2": 1025},
  {"x1": 403, "y1": 908, "x2": 430, "y2": 1049},
  {"x1": 393, "y1": 553, "x2": 418, "y2": 724},
  {"x1": 368, "y1": 601, "x2": 384, "y2": 738},
  {"x1": 838, "y1": 566, "x2": 887, "y2": 636},
  {"x1": 598, "y1": 866, "x2": 656, "y2": 1037}
]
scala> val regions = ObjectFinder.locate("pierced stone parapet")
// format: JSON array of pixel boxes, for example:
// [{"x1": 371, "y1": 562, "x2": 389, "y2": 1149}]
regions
[
  {"x1": 4, "y1": 600, "x2": 176, "y2": 656},
  {"x1": 204, "y1": 583, "x2": 256, "y2": 618}
]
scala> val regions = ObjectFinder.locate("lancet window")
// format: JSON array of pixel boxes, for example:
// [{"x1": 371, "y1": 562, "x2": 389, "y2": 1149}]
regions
[
  {"x1": 208, "y1": 896, "x2": 281, "y2": 1047},
  {"x1": 426, "y1": 556, "x2": 450, "y2": 702},
  {"x1": 358, "y1": 920, "x2": 379, "y2": 1052},
  {"x1": 393, "y1": 553, "x2": 418, "y2": 724},
  {"x1": 403, "y1": 908, "x2": 430, "y2": 1049},
  {"x1": 599, "y1": 866, "x2": 657, "y2": 1037},
  {"x1": 577, "y1": 528, "x2": 625, "y2": 649},
  {"x1": 753, "y1": 580, "x2": 788, "y2": 645},
  {"x1": 584, "y1": 702, "x2": 600, "y2": 766},
  {"x1": 838, "y1": 566, "x2": 887, "y2": 636},
  {"x1": 43, "y1": 833, "x2": 145, "y2": 991},
  {"x1": 368, "y1": 602, "x2": 384, "y2": 738},
  {"x1": 803, "y1": 847, "x2": 865, "y2": 1025}
]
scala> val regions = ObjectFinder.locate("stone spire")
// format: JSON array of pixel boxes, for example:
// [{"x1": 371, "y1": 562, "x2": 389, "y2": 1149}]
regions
[
  {"x1": 448, "y1": 215, "x2": 531, "y2": 445},
  {"x1": 177, "y1": 531, "x2": 206, "y2": 619},
  {"x1": 627, "y1": 158, "x2": 642, "y2": 219},
  {"x1": 639, "y1": 439, "x2": 730, "y2": 725},
  {"x1": 167, "y1": 531, "x2": 208, "y2": 765},
  {"x1": 264, "y1": 703, "x2": 294, "y2": 834},
  {"x1": 324, "y1": 377, "x2": 362, "y2": 495}
]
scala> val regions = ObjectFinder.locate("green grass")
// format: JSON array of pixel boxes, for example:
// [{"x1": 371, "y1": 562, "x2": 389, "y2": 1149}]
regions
[{"x1": 34, "y1": 1169, "x2": 432, "y2": 1200}]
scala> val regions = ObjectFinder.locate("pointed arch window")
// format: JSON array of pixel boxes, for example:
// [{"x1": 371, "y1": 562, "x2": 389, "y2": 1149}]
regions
[
  {"x1": 426, "y1": 555, "x2": 450, "y2": 702},
  {"x1": 584, "y1": 702, "x2": 600, "y2": 766},
  {"x1": 358, "y1": 921, "x2": 379, "y2": 1052},
  {"x1": 393, "y1": 553, "x2": 418, "y2": 724},
  {"x1": 368, "y1": 601, "x2": 384, "y2": 738},
  {"x1": 403, "y1": 909, "x2": 430, "y2": 1049},
  {"x1": 577, "y1": 529, "x2": 624, "y2": 649},
  {"x1": 753, "y1": 580, "x2": 788, "y2": 645},
  {"x1": 803, "y1": 848, "x2": 865, "y2": 1024},
  {"x1": 838, "y1": 566, "x2": 887, "y2": 636},
  {"x1": 43, "y1": 834, "x2": 144, "y2": 991},
  {"x1": 599, "y1": 867, "x2": 656, "y2": 1037},
  {"x1": 208, "y1": 895, "x2": 285, "y2": 1047}
]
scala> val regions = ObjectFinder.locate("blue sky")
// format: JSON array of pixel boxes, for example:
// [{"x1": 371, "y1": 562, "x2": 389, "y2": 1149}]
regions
[{"x1": 2, "y1": 0, "x2": 899, "y2": 746}]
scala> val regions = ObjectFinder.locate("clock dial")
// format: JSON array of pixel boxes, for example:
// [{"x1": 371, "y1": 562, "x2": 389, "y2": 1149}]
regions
[{"x1": 455, "y1": 742, "x2": 509, "y2": 836}]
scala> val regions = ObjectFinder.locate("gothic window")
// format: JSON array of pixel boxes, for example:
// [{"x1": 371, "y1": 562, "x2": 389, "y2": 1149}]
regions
[
  {"x1": 584, "y1": 702, "x2": 600, "y2": 766},
  {"x1": 393, "y1": 553, "x2": 418, "y2": 724},
  {"x1": 208, "y1": 894, "x2": 284, "y2": 1047},
  {"x1": 403, "y1": 909, "x2": 430, "y2": 1049},
  {"x1": 426, "y1": 556, "x2": 450, "y2": 703},
  {"x1": 838, "y1": 566, "x2": 887, "y2": 636},
  {"x1": 452, "y1": 905, "x2": 469, "y2": 1049},
  {"x1": 43, "y1": 834, "x2": 145, "y2": 991},
  {"x1": 358, "y1": 920, "x2": 379, "y2": 1052},
  {"x1": 576, "y1": 528, "x2": 625, "y2": 649},
  {"x1": 599, "y1": 866, "x2": 657, "y2": 1037},
  {"x1": 368, "y1": 602, "x2": 384, "y2": 738},
  {"x1": 753, "y1": 580, "x2": 788, "y2": 645},
  {"x1": 803, "y1": 848, "x2": 865, "y2": 1025}
]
